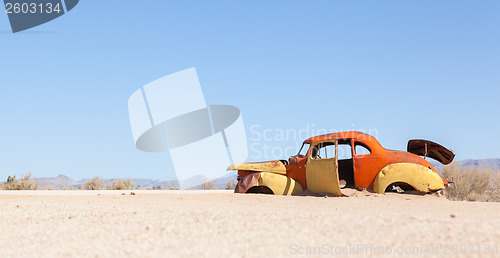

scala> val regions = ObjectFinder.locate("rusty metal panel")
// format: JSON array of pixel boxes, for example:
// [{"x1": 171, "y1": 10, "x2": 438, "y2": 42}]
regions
[
  {"x1": 227, "y1": 160, "x2": 287, "y2": 174},
  {"x1": 407, "y1": 139, "x2": 455, "y2": 165},
  {"x1": 234, "y1": 173, "x2": 260, "y2": 193}
]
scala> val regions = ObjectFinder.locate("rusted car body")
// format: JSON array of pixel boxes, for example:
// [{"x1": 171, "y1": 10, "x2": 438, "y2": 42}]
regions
[{"x1": 228, "y1": 131, "x2": 454, "y2": 196}]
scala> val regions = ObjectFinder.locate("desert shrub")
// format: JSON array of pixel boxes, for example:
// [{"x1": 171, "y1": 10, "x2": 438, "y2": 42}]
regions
[
  {"x1": 442, "y1": 163, "x2": 499, "y2": 202},
  {"x1": 1, "y1": 173, "x2": 39, "y2": 190},
  {"x1": 108, "y1": 178, "x2": 134, "y2": 190},
  {"x1": 167, "y1": 183, "x2": 180, "y2": 190},
  {"x1": 225, "y1": 179, "x2": 237, "y2": 190},
  {"x1": 493, "y1": 172, "x2": 500, "y2": 189},
  {"x1": 201, "y1": 179, "x2": 215, "y2": 190},
  {"x1": 41, "y1": 185, "x2": 55, "y2": 190},
  {"x1": 83, "y1": 176, "x2": 106, "y2": 190},
  {"x1": 168, "y1": 181, "x2": 181, "y2": 190}
]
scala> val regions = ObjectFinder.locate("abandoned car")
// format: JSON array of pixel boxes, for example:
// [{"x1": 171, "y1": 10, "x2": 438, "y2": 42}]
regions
[{"x1": 228, "y1": 131, "x2": 454, "y2": 196}]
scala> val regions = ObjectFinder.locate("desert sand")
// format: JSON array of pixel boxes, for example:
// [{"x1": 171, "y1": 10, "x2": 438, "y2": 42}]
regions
[{"x1": 0, "y1": 190, "x2": 499, "y2": 257}]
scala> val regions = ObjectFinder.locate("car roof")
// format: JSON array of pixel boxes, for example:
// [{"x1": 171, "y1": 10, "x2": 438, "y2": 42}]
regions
[{"x1": 303, "y1": 131, "x2": 380, "y2": 145}]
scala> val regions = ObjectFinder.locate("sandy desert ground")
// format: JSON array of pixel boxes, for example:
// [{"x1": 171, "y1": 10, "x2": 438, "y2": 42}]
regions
[{"x1": 0, "y1": 190, "x2": 499, "y2": 257}]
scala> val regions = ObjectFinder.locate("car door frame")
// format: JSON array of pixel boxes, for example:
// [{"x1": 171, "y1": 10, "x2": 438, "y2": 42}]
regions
[{"x1": 305, "y1": 140, "x2": 342, "y2": 196}]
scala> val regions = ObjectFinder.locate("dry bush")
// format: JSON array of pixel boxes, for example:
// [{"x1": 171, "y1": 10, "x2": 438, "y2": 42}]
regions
[
  {"x1": 41, "y1": 185, "x2": 55, "y2": 190},
  {"x1": 1, "y1": 173, "x2": 39, "y2": 190},
  {"x1": 201, "y1": 179, "x2": 215, "y2": 190},
  {"x1": 108, "y1": 179, "x2": 134, "y2": 190},
  {"x1": 83, "y1": 176, "x2": 106, "y2": 190},
  {"x1": 225, "y1": 179, "x2": 237, "y2": 190},
  {"x1": 167, "y1": 184, "x2": 180, "y2": 190},
  {"x1": 492, "y1": 172, "x2": 500, "y2": 199},
  {"x1": 442, "y1": 163, "x2": 499, "y2": 202}
]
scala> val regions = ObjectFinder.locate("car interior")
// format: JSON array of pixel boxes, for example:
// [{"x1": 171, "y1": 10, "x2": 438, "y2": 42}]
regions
[{"x1": 337, "y1": 139, "x2": 355, "y2": 188}]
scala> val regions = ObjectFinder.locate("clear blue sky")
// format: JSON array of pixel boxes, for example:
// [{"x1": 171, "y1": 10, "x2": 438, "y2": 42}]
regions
[{"x1": 1, "y1": 1, "x2": 499, "y2": 180}]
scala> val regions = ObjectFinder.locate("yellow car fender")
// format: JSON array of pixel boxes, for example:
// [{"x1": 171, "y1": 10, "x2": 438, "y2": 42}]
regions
[
  {"x1": 235, "y1": 172, "x2": 303, "y2": 195},
  {"x1": 373, "y1": 163, "x2": 445, "y2": 194}
]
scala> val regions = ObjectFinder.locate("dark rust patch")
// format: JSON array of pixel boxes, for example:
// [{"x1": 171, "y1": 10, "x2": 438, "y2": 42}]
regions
[
  {"x1": 234, "y1": 173, "x2": 260, "y2": 193},
  {"x1": 407, "y1": 139, "x2": 455, "y2": 165}
]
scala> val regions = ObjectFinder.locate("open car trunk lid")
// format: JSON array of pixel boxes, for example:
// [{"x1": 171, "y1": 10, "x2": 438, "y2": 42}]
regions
[{"x1": 407, "y1": 139, "x2": 455, "y2": 165}]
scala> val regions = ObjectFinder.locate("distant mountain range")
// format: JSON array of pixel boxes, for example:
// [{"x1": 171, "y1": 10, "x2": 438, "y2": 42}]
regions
[
  {"x1": 430, "y1": 158, "x2": 500, "y2": 171},
  {"x1": 457, "y1": 159, "x2": 500, "y2": 169},
  {"x1": 35, "y1": 175, "x2": 81, "y2": 189},
  {"x1": 34, "y1": 172, "x2": 237, "y2": 190},
  {"x1": 31, "y1": 159, "x2": 500, "y2": 189}
]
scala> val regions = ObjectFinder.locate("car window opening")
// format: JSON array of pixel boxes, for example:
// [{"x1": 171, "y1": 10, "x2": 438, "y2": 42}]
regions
[
  {"x1": 355, "y1": 143, "x2": 371, "y2": 155},
  {"x1": 338, "y1": 139, "x2": 355, "y2": 188}
]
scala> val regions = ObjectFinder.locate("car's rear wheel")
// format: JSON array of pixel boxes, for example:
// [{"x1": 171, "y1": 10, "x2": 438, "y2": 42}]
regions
[{"x1": 385, "y1": 182, "x2": 415, "y2": 193}]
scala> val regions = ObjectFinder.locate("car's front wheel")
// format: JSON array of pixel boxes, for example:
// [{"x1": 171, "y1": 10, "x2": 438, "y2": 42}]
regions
[{"x1": 246, "y1": 186, "x2": 274, "y2": 195}]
